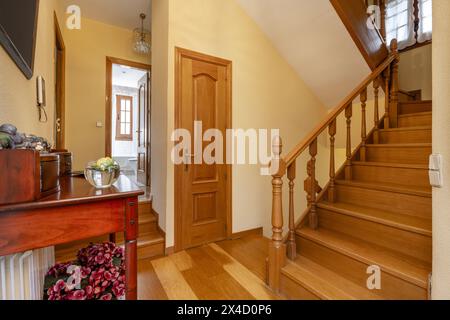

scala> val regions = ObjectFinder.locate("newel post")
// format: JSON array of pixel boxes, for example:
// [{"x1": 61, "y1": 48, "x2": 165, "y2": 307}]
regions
[
  {"x1": 389, "y1": 39, "x2": 400, "y2": 128},
  {"x1": 268, "y1": 136, "x2": 286, "y2": 293}
]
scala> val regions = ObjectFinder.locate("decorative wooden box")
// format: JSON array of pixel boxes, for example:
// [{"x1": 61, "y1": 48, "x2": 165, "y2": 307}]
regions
[
  {"x1": 40, "y1": 154, "x2": 61, "y2": 198},
  {"x1": 50, "y1": 150, "x2": 73, "y2": 176},
  {"x1": 0, "y1": 150, "x2": 61, "y2": 205}
]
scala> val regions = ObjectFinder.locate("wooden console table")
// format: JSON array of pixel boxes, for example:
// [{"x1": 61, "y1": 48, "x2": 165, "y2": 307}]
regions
[{"x1": 0, "y1": 175, "x2": 144, "y2": 300}]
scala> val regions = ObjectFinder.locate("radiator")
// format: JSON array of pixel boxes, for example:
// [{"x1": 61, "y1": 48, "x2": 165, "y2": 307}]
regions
[{"x1": 0, "y1": 247, "x2": 55, "y2": 300}]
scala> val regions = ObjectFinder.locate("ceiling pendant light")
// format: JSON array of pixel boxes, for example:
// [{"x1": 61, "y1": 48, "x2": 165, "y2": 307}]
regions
[{"x1": 133, "y1": 13, "x2": 151, "y2": 55}]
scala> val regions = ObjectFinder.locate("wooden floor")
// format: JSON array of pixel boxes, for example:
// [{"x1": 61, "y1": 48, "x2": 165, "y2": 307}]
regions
[{"x1": 137, "y1": 235, "x2": 279, "y2": 300}]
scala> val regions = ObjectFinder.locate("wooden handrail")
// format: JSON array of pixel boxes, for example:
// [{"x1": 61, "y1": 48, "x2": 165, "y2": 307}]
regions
[{"x1": 283, "y1": 53, "x2": 396, "y2": 166}]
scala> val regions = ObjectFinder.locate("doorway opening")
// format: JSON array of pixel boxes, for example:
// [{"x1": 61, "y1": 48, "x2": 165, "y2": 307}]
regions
[
  {"x1": 54, "y1": 13, "x2": 65, "y2": 150},
  {"x1": 106, "y1": 57, "x2": 151, "y2": 193}
]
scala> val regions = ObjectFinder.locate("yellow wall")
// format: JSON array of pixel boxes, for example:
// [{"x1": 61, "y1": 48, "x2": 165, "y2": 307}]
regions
[
  {"x1": 432, "y1": 0, "x2": 450, "y2": 300},
  {"x1": 399, "y1": 44, "x2": 432, "y2": 100},
  {"x1": 152, "y1": 0, "x2": 327, "y2": 247},
  {"x1": 0, "y1": 0, "x2": 61, "y2": 142},
  {"x1": 151, "y1": 0, "x2": 170, "y2": 229},
  {"x1": 63, "y1": 17, "x2": 151, "y2": 170}
]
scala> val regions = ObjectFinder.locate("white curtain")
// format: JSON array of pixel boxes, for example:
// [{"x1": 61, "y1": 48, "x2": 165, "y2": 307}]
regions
[
  {"x1": 417, "y1": 0, "x2": 432, "y2": 43},
  {"x1": 385, "y1": 0, "x2": 416, "y2": 50}
]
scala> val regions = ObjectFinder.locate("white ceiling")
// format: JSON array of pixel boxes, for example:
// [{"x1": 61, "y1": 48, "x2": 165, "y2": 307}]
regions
[
  {"x1": 113, "y1": 64, "x2": 148, "y2": 88},
  {"x1": 60, "y1": 0, "x2": 152, "y2": 30},
  {"x1": 236, "y1": 0, "x2": 371, "y2": 108}
]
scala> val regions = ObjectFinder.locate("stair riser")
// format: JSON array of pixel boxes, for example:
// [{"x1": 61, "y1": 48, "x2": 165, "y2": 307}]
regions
[
  {"x1": 139, "y1": 241, "x2": 165, "y2": 260},
  {"x1": 296, "y1": 236, "x2": 427, "y2": 300},
  {"x1": 335, "y1": 185, "x2": 431, "y2": 219},
  {"x1": 139, "y1": 203, "x2": 152, "y2": 216},
  {"x1": 139, "y1": 221, "x2": 158, "y2": 236},
  {"x1": 280, "y1": 274, "x2": 320, "y2": 300},
  {"x1": 318, "y1": 208, "x2": 432, "y2": 263},
  {"x1": 351, "y1": 165, "x2": 429, "y2": 188},
  {"x1": 378, "y1": 129, "x2": 431, "y2": 144},
  {"x1": 399, "y1": 103, "x2": 432, "y2": 115},
  {"x1": 365, "y1": 146, "x2": 431, "y2": 164},
  {"x1": 398, "y1": 114, "x2": 432, "y2": 127}
]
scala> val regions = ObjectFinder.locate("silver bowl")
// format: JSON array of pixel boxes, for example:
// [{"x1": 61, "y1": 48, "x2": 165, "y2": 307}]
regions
[{"x1": 84, "y1": 162, "x2": 120, "y2": 189}]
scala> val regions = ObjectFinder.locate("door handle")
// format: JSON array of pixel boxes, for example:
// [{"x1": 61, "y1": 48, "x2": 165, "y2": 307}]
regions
[
  {"x1": 56, "y1": 118, "x2": 61, "y2": 133},
  {"x1": 184, "y1": 149, "x2": 197, "y2": 171}
]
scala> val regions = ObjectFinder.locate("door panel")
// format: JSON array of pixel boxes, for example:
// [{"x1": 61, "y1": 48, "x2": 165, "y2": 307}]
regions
[
  {"x1": 176, "y1": 49, "x2": 231, "y2": 250},
  {"x1": 137, "y1": 72, "x2": 150, "y2": 186}
]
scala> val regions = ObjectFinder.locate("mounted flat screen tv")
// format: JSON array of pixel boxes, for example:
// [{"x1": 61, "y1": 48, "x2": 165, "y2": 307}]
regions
[{"x1": 0, "y1": 0, "x2": 40, "y2": 79}]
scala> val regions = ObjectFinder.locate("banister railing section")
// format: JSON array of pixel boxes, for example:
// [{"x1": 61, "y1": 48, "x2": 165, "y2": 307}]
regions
[{"x1": 267, "y1": 39, "x2": 400, "y2": 293}]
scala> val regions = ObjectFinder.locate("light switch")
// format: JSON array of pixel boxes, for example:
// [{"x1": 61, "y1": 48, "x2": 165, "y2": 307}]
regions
[
  {"x1": 429, "y1": 154, "x2": 443, "y2": 188},
  {"x1": 96, "y1": 121, "x2": 103, "y2": 128}
]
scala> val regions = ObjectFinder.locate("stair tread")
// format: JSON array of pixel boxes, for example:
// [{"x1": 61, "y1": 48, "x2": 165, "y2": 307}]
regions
[
  {"x1": 398, "y1": 111, "x2": 432, "y2": 118},
  {"x1": 400, "y1": 100, "x2": 432, "y2": 105},
  {"x1": 379, "y1": 126, "x2": 431, "y2": 132},
  {"x1": 296, "y1": 227, "x2": 430, "y2": 288},
  {"x1": 335, "y1": 179, "x2": 431, "y2": 197},
  {"x1": 351, "y1": 161, "x2": 428, "y2": 169},
  {"x1": 138, "y1": 232, "x2": 165, "y2": 246},
  {"x1": 283, "y1": 256, "x2": 382, "y2": 300},
  {"x1": 118, "y1": 231, "x2": 164, "y2": 247},
  {"x1": 366, "y1": 143, "x2": 431, "y2": 147},
  {"x1": 318, "y1": 201, "x2": 432, "y2": 236}
]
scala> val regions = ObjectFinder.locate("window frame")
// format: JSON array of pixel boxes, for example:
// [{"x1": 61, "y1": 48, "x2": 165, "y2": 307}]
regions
[
  {"x1": 115, "y1": 94, "x2": 134, "y2": 141},
  {"x1": 380, "y1": 0, "x2": 432, "y2": 52}
]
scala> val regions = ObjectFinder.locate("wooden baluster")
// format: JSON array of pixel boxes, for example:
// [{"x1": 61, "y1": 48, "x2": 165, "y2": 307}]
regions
[
  {"x1": 328, "y1": 120, "x2": 337, "y2": 203},
  {"x1": 268, "y1": 136, "x2": 286, "y2": 292},
  {"x1": 389, "y1": 39, "x2": 399, "y2": 128},
  {"x1": 373, "y1": 77, "x2": 380, "y2": 144},
  {"x1": 384, "y1": 65, "x2": 391, "y2": 129},
  {"x1": 307, "y1": 139, "x2": 318, "y2": 229},
  {"x1": 345, "y1": 104, "x2": 353, "y2": 180},
  {"x1": 360, "y1": 88, "x2": 368, "y2": 161},
  {"x1": 287, "y1": 162, "x2": 297, "y2": 260}
]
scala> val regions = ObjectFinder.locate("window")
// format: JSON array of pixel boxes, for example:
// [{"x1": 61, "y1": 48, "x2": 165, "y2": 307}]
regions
[
  {"x1": 385, "y1": 0, "x2": 416, "y2": 50},
  {"x1": 417, "y1": 0, "x2": 432, "y2": 43},
  {"x1": 385, "y1": 0, "x2": 432, "y2": 51},
  {"x1": 116, "y1": 95, "x2": 133, "y2": 141}
]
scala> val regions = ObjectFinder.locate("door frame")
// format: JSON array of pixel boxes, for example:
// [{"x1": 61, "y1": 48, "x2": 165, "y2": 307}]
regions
[
  {"x1": 174, "y1": 47, "x2": 233, "y2": 252},
  {"x1": 105, "y1": 57, "x2": 151, "y2": 159},
  {"x1": 54, "y1": 13, "x2": 66, "y2": 150}
]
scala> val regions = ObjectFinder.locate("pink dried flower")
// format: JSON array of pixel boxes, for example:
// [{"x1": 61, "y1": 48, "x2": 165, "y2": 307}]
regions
[{"x1": 99, "y1": 293, "x2": 113, "y2": 301}]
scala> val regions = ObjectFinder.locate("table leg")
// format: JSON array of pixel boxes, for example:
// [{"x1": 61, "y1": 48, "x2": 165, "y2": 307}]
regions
[{"x1": 125, "y1": 197, "x2": 138, "y2": 300}]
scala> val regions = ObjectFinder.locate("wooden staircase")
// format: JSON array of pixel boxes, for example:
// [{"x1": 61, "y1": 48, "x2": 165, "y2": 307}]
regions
[
  {"x1": 55, "y1": 200, "x2": 165, "y2": 262},
  {"x1": 266, "y1": 40, "x2": 432, "y2": 300}
]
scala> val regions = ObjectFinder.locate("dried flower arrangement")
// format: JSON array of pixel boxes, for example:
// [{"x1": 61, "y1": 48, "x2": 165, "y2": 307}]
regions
[{"x1": 44, "y1": 242, "x2": 126, "y2": 300}]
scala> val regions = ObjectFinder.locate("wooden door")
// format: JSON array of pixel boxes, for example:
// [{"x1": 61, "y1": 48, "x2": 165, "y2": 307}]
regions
[
  {"x1": 137, "y1": 72, "x2": 150, "y2": 186},
  {"x1": 175, "y1": 48, "x2": 232, "y2": 250}
]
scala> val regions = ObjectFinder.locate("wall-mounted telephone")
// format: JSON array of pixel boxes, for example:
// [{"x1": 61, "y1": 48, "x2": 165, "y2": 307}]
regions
[{"x1": 36, "y1": 76, "x2": 47, "y2": 122}]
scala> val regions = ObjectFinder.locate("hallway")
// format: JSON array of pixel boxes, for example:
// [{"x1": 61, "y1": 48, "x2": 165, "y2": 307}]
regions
[{"x1": 137, "y1": 235, "x2": 279, "y2": 300}]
